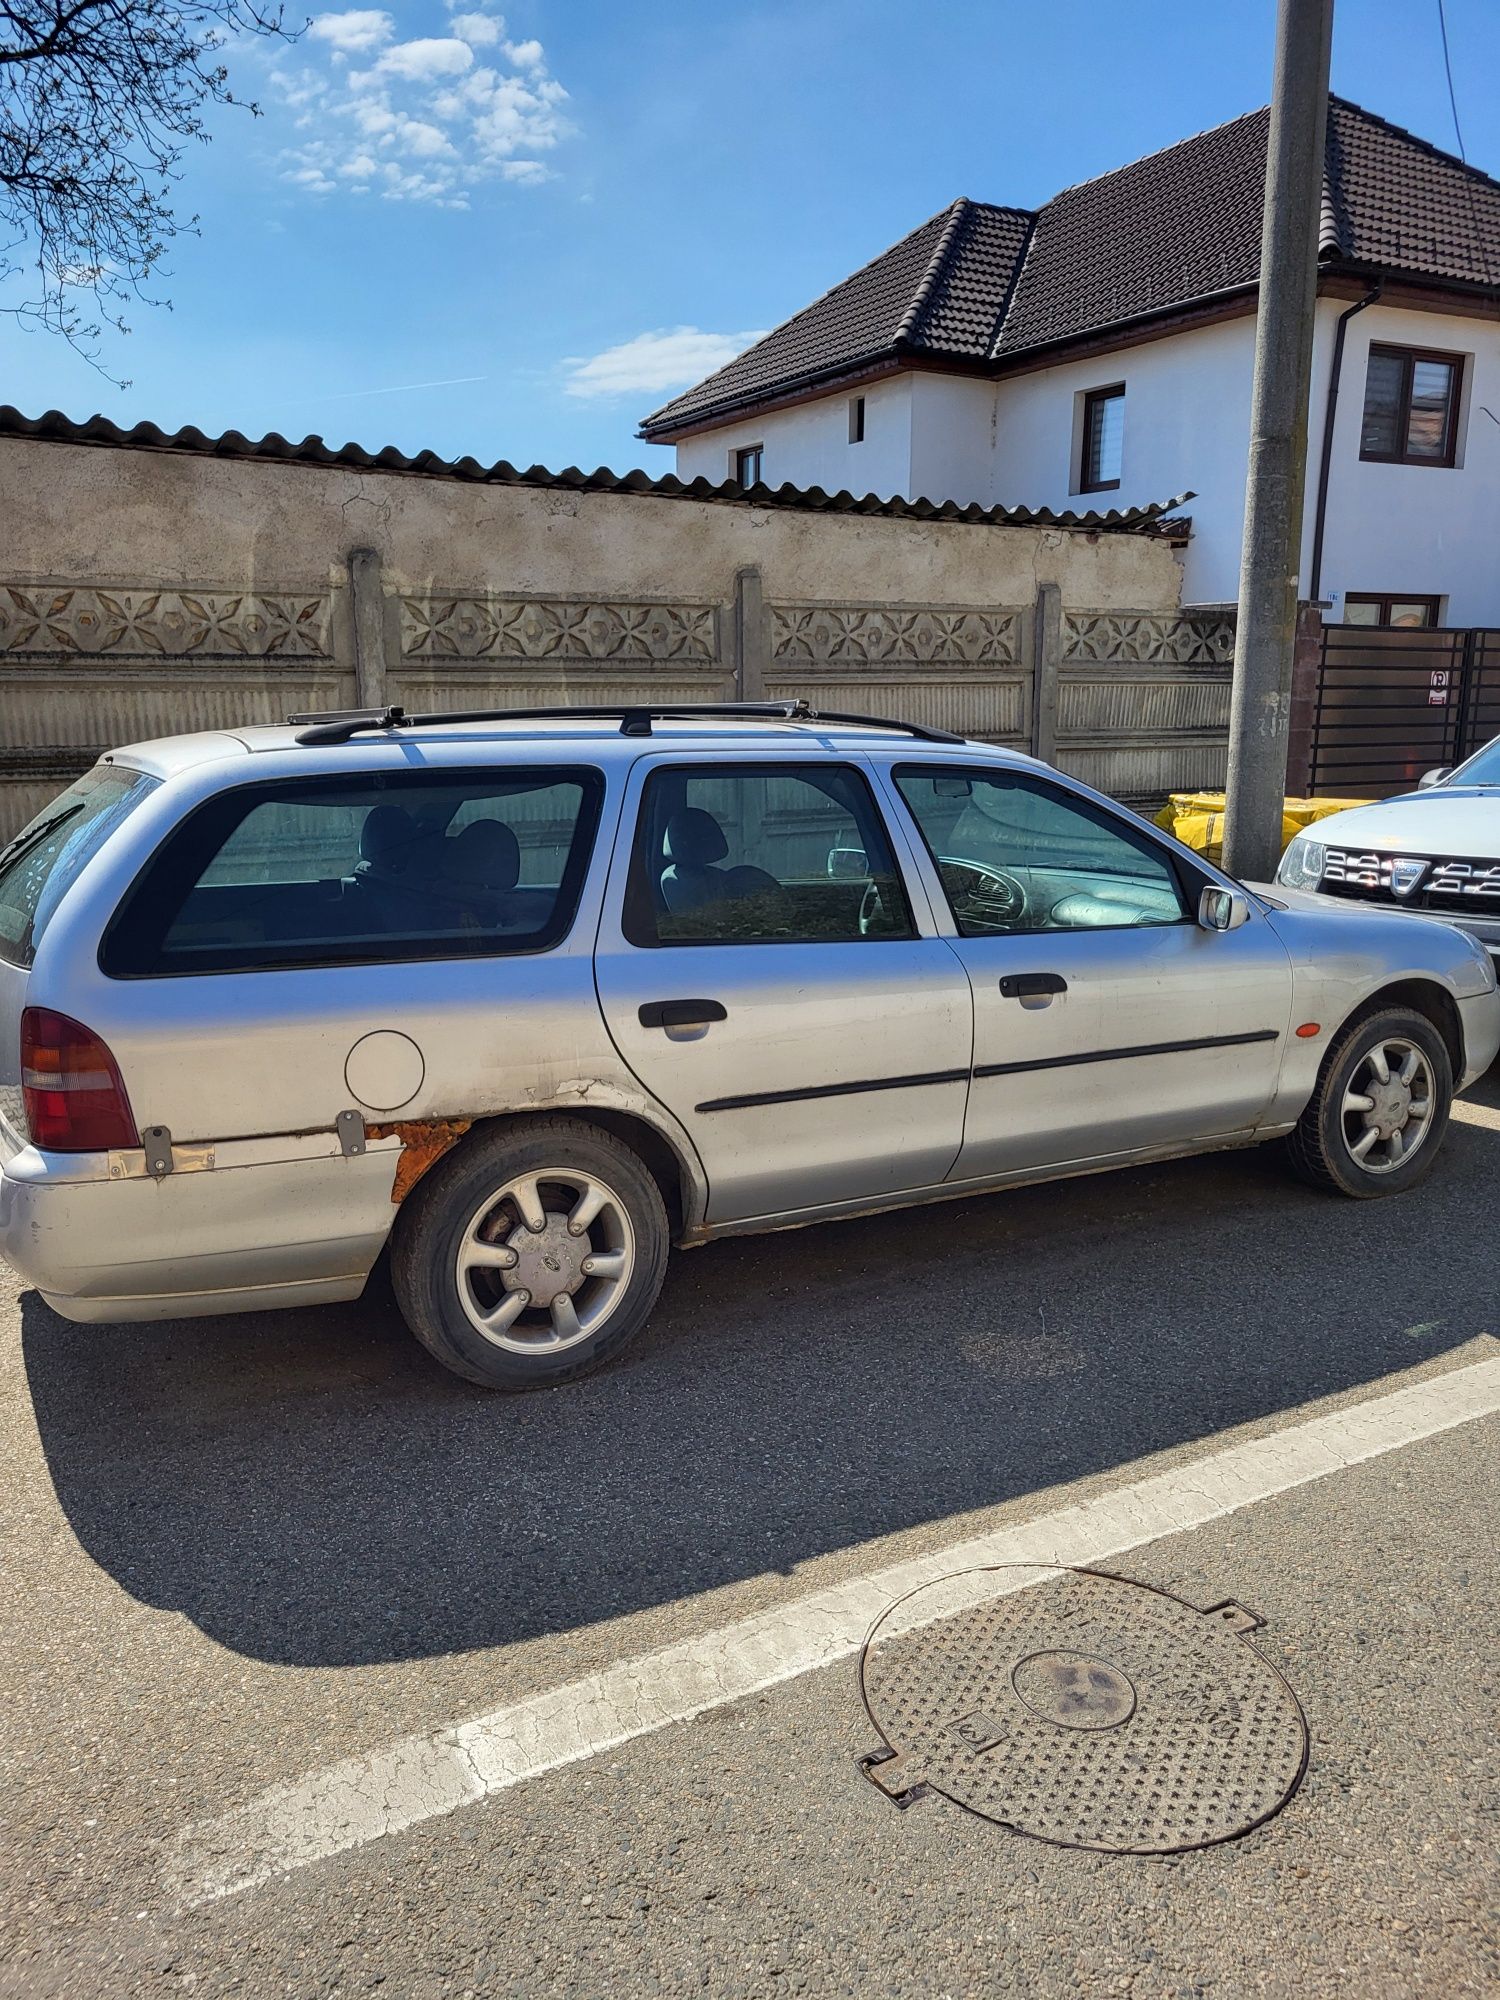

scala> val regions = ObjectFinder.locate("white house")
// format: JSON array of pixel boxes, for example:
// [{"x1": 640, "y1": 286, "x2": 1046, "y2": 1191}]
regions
[{"x1": 640, "y1": 99, "x2": 1500, "y2": 627}]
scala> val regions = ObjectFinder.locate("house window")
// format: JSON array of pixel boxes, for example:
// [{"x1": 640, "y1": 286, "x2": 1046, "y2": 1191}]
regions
[
  {"x1": 733, "y1": 444, "x2": 763, "y2": 486},
  {"x1": 848, "y1": 395, "x2": 866, "y2": 444},
  {"x1": 1342, "y1": 594, "x2": 1441, "y2": 629},
  {"x1": 1079, "y1": 385, "x2": 1124, "y2": 492},
  {"x1": 1359, "y1": 345, "x2": 1462, "y2": 465}
]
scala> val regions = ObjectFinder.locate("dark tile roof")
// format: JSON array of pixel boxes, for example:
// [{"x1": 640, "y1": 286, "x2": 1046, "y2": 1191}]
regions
[
  {"x1": 0, "y1": 405, "x2": 1193, "y2": 534},
  {"x1": 641, "y1": 96, "x2": 1500, "y2": 436},
  {"x1": 1323, "y1": 97, "x2": 1500, "y2": 288},
  {"x1": 638, "y1": 201, "x2": 1031, "y2": 438},
  {"x1": 993, "y1": 108, "x2": 1272, "y2": 357}
]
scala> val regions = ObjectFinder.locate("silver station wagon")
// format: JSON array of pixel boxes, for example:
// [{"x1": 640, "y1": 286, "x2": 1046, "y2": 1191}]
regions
[{"x1": 2, "y1": 702, "x2": 1497, "y2": 1390}]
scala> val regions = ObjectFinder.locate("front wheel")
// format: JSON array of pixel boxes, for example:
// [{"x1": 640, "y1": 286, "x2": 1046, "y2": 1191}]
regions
[
  {"x1": 391, "y1": 1118, "x2": 671, "y2": 1388},
  {"x1": 1284, "y1": 1006, "x2": 1452, "y2": 1198}
]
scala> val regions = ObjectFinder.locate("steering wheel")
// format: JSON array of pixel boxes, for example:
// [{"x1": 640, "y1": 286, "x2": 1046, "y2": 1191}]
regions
[{"x1": 938, "y1": 856, "x2": 1028, "y2": 927}]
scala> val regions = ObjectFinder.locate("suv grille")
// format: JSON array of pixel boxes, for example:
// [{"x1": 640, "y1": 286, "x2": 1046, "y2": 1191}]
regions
[{"x1": 1321, "y1": 847, "x2": 1500, "y2": 910}]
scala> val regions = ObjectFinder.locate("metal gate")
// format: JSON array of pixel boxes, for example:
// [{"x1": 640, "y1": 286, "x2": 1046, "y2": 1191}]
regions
[{"x1": 1310, "y1": 624, "x2": 1500, "y2": 797}]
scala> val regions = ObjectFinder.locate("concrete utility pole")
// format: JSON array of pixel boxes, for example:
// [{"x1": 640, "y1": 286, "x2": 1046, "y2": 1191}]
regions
[{"x1": 1221, "y1": 0, "x2": 1335, "y2": 881}]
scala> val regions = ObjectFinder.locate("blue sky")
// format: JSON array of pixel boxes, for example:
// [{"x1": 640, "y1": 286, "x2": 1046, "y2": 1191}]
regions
[{"x1": 5, "y1": 0, "x2": 1498, "y2": 475}]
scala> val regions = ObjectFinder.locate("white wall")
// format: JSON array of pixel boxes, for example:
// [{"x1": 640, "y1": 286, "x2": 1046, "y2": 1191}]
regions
[
  {"x1": 1309, "y1": 300, "x2": 1500, "y2": 626},
  {"x1": 672, "y1": 298, "x2": 1500, "y2": 623},
  {"x1": 908, "y1": 373, "x2": 1000, "y2": 506},
  {"x1": 986, "y1": 318, "x2": 1258, "y2": 605},
  {"x1": 672, "y1": 374, "x2": 914, "y2": 499}
]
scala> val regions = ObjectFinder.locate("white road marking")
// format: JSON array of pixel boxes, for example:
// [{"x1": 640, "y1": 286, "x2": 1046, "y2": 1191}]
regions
[{"x1": 169, "y1": 1353, "x2": 1500, "y2": 1908}]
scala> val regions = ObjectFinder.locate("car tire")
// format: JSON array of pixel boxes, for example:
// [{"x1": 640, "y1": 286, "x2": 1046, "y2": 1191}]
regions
[
  {"x1": 1283, "y1": 1005, "x2": 1453, "y2": 1199},
  {"x1": 391, "y1": 1117, "x2": 671, "y2": 1389}
]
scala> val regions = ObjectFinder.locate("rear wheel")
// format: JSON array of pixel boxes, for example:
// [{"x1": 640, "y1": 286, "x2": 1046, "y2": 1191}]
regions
[
  {"x1": 391, "y1": 1118, "x2": 670, "y2": 1388},
  {"x1": 1284, "y1": 1006, "x2": 1452, "y2": 1198}
]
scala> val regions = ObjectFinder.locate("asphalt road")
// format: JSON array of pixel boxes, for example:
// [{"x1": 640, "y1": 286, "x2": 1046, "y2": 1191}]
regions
[{"x1": 4, "y1": 1069, "x2": 1499, "y2": 1998}]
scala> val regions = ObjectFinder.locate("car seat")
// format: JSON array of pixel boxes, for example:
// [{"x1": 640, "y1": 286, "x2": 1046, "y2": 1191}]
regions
[
  {"x1": 659, "y1": 807, "x2": 779, "y2": 914},
  {"x1": 430, "y1": 819, "x2": 522, "y2": 928}
]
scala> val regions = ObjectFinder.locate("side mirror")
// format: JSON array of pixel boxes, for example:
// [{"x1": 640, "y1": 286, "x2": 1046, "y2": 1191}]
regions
[
  {"x1": 1198, "y1": 885, "x2": 1250, "y2": 932},
  {"x1": 826, "y1": 843, "x2": 868, "y2": 880},
  {"x1": 1418, "y1": 767, "x2": 1452, "y2": 790}
]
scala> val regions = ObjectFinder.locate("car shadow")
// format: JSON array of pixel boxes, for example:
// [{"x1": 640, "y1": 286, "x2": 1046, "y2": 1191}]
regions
[{"x1": 18, "y1": 1103, "x2": 1500, "y2": 1669}]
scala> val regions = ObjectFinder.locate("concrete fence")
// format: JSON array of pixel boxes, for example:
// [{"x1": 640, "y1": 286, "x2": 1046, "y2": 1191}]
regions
[{"x1": 0, "y1": 427, "x2": 1234, "y2": 839}]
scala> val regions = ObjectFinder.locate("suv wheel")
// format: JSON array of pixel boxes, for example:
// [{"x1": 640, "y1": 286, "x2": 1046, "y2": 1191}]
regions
[
  {"x1": 1284, "y1": 1005, "x2": 1453, "y2": 1198},
  {"x1": 392, "y1": 1118, "x2": 670, "y2": 1388}
]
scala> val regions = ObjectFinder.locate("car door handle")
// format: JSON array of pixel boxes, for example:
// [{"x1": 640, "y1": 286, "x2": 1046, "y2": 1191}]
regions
[
  {"x1": 638, "y1": 999, "x2": 728, "y2": 1029},
  {"x1": 998, "y1": 973, "x2": 1068, "y2": 999}
]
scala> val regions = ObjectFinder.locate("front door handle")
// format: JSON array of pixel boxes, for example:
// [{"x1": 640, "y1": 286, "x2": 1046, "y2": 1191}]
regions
[
  {"x1": 998, "y1": 973, "x2": 1068, "y2": 999},
  {"x1": 638, "y1": 998, "x2": 728, "y2": 1029}
]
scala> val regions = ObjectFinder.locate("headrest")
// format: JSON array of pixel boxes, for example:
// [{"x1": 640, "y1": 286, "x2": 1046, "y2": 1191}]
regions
[
  {"x1": 444, "y1": 819, "x2": 521, "y2": 891},
  {"x1": 664, "y1": 807, "x2": 728, "y2": 868},
  {"x1": 360, "y1": 804, "x2": 417, "y2": 868}
]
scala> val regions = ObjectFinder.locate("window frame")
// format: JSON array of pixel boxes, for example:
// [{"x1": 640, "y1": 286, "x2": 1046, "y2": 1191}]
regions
[
  {"x1": 1358, "y1": 343, "x2": 1463, "y2": 468},
  {"x1": 98, "y1": 764, "x2": 606, "y2": 980},
  {"x1": 733, "y1": 443, "x2": 764, "y2": 486},
  {"x1": 848, "y1": 395, "x2": 866, "y2": 444},
  {"x1": 1078, "y1": 383, "x2": 1125, "y2": 494},
  {"x1": 1340, "y1": 593, "x2": 1442, "y2": 629},
  {"x1": 891, "y1": 761, "x2": 1202, "y2": 939},
  {"x1": 620, "y1": 758, "x2": 917, "y2": 951}
]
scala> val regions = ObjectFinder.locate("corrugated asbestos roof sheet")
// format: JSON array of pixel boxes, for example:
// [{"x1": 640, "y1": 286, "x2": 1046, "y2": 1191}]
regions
[
  {"x1": 0, "y1": 405, "x2": 1193, "y2": 534},
  {"x1": 642, "y1": 96, "x2": 1500, "y2": 436}
]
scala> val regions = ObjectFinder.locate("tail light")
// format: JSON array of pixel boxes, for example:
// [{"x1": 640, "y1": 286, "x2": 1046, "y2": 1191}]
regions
[{"x1": 20, "y1": 1007, "x2": 140, "y2": 1152}]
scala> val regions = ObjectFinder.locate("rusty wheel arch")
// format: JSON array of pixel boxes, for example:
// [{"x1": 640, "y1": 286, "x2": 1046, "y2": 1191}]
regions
[{"x1": 370, "y1": 1105, "x2": 699, "y2": 1239}]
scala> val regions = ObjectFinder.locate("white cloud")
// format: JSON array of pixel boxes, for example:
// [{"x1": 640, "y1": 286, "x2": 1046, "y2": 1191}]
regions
[
  {"x1": 308, "y1": 9, "x2": 393, "y2": 54},
  {"x1": 563, "y1": 327, "x2": 770, "y2": 400},
  {"x1": 274, "y1": 9, "x2": 571, "y2": 206},
  {"x1": 448, "y1": 12, "x2": 500, "y2": 44},
  {"x1": 374, "y1": 36, "x2": 474, "y2": 81}
]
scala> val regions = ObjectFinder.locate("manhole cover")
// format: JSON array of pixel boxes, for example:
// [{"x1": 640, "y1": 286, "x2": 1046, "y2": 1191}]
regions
[{"x1": 858, "y1": 1567, "x2": 1308, "y2": 1853}]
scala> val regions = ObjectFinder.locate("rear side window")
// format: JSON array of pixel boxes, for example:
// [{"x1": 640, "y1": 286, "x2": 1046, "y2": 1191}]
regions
[
  {"x1": 101, "y1": 767, "x2": 603, "y2": 976},
  {"x1": 0, "y1": 765, "x2": 160, "y2": 968},
  {"x1": 622, "y1": 762, "x2": 915, "y2": 946}
]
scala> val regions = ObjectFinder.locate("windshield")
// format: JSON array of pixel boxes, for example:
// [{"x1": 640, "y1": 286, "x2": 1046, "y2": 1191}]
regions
[
  {"x1": 0, "y1": 765, "x2": 160, "y2": 968},
  {"x1": 1447, "y1": 736, "x2": 1500, "y2": 787}
]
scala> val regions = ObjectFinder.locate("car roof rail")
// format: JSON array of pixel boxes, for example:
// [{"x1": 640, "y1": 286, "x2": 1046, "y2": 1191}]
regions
[{"x1": 286, "y1": 700, "x2": 964, "y2": 747}]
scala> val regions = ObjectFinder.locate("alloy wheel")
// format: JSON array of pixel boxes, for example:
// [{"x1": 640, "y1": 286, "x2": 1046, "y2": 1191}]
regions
[
  {"x1": 1340, "y1": 1037, "x2": 1436, "y2": 1174},
  {"x1": 455, "y1": 1168, "x2": 636, "y2": 1352}
]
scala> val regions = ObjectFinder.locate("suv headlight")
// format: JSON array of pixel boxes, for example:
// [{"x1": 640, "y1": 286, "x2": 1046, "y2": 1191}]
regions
[{"x1": 1277, "y1": 836, "x2": 1326, "y2": 890}]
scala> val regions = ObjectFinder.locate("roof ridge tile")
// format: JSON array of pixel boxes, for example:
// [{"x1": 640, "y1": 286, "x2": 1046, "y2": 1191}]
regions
[{"x1": 896, "y1": 198, "x2": 974, "y2": 346}]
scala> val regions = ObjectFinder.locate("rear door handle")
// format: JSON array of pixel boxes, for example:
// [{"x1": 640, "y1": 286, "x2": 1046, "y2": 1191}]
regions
[
  {"x1": 638, "y1": 999, "x2": 728, "y2": 1029},
  {"x1": 998, "y1": 973, "x2": 1068, "y2": 999}
]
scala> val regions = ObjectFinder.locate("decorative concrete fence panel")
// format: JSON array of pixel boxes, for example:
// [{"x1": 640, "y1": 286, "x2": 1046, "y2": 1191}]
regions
[
  {"x1": 1051, "y1": 607, "x2": 1237, "y2": 799},
  {"x1": 0, "y1": 420, "x2": 1217, "y2": 840}
]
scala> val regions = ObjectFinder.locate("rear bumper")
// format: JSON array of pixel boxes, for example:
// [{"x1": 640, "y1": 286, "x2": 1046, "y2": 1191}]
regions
[{"x1": 0, "y1": 1130, "x2": 400, "y2": 1324}]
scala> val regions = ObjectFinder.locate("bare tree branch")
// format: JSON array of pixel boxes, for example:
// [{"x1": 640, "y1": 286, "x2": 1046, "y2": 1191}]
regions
[{"x1": 1, "y1": 0, "x2": 303, "y2": 383}]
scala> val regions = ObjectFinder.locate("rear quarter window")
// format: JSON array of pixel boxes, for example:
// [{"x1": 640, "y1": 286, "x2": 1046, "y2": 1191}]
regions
[
  {"x1": 0, "y1": 766, "x2": 160, "y2": 968},
  {"x1": 100, "y1": 767, "x2": 603, "y2": 977}
]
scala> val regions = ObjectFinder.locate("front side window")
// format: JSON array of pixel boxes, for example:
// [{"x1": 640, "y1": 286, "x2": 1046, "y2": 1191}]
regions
[
  {"x1": 0, "y1": 764, "x2": 159, "y2": 968},
  {"x1": 101, "y1": 767, "x2": 602, "y2": 976},
  {"x1": 1360, "y1": 345, "x2": 1462, "y2": 465},
  {"x1": 894, "y1": 766, "x2": 1188, "y2": 935},
  {"x1": 1342, "y1": 594, "x2": 1440, "y2": 629},
  {"x1": 734, "y1": 443, "x2": 763, "y2": 485},
  {"x1": 1079, "y1": 384, "x2": 1124, "y2": 492},
  {"x1": 623, "y1": 762, "x2": 914, "y2": 947}
]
